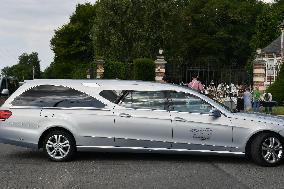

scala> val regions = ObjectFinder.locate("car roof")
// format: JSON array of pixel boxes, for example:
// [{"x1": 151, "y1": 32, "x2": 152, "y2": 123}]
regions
[
  {"x1": 5, "y1": 79, "x2": 231, "y2": 114},
  {"x1": 24, "y1": 79, "x2": 177, "y2": 91}
]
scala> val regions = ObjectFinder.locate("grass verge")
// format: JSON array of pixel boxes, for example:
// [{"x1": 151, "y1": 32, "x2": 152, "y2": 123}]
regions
[{"x1": 272, "y1": 106, "x2": 284, "y2": 115}]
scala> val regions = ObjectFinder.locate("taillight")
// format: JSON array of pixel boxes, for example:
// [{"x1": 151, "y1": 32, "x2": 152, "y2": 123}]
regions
[{"x1": 0, "y1": 110, "x2": 12, "y2": 121}]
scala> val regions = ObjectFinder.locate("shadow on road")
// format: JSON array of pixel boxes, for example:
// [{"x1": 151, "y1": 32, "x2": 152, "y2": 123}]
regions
[
  {"x1": 6, "y1": 149, "x2": 284, "y2": 167},
  {"x1": 6, "y1": 147, "x2": 253, "y2": 165},
  {"x1": 75, "y1": 151, "x2": 249, "y2": 164}
]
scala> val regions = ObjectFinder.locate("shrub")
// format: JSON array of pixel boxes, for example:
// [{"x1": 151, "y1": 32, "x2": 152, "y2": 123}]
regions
[
  {"x1": 133, "y1": 58, "x2": 155, "y2": 81},
  {"x1": 267, "y1": 63, "x2": 284, "y2": 105},
  {"x1": 103, "y1": 60, "x2": 127, "y2": 79}
]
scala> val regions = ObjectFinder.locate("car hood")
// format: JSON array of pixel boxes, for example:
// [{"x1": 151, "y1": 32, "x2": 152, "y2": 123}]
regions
[{"x1": 231, "y1": 113, "x2": 284, "y2": 126}]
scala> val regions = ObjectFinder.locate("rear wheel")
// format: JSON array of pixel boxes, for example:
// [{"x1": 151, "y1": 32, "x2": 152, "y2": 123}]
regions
[
  {"x1": 43, "y1": 130, "x2": 76, "y2": 161},
  {"x1": 250, "y1": 133, "x2": 283, "y2": 166}
]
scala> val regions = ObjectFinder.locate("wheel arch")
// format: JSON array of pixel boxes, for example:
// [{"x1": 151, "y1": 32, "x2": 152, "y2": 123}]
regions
[
  {"x1": 38, "y1": 126, "x2": 76, "y2": 149},
  {"x1": 245, "y1": 130, "x2": 284, "y2": 156}
]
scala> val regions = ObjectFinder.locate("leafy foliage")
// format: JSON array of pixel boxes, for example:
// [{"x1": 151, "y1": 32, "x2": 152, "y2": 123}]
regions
[
  {"x1": 103, "y1": 58, "x2": 155, "y2": 81},
  {"x1": 91, "y1": 0, "x2": 268, "y2": 78},
  {"x1": 133, "y1": 58, "x2": 155, "y2": 81},
  {"x1": 44, "y1": 0, "x2": 283, "y2": 83},
  {"x1": 1, "y1": 52, "x2": 41, "y2": 81},
  {"x1": 185, "y1": 0, "x2": 266, "y2": 68},
  {"x1": 46, "y1": 3, "x2": 97, "y2": 79},
  {"x1": 250, "y1": 2, "x2": 284, "y2": 51},
  {"x1": 92, "y1": 0, "x2": 187, "y2": 62},
  {"x1": 267, "y1": 65, "x2": 284, "y2": 105}
]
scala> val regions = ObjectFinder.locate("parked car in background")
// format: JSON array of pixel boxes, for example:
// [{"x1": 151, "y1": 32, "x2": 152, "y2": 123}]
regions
[
  {"x1": 0, "y1": 79, "x2": 284, "y2": 166},
  {"x1": 0, "y1": 77, "x2": 19, "y2": 105}
]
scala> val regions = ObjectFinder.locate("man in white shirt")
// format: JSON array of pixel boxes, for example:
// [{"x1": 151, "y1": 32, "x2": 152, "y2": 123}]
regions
[{"x1": 243, "y1": 88, "x2": 252, "y2": 112}]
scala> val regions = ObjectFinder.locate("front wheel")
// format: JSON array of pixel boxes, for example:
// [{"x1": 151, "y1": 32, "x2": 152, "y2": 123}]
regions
[
  {"x1": 43, "y1": 131, "x2": 76, "y2": 161},
  {"x1": 250, "y1": 133, "x2": 283, "y2": 166}
]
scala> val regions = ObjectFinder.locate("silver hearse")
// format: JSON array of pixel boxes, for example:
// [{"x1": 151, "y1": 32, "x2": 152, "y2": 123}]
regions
[{"x1": 0, "y1": 79, "x2": 284, "y2": 166}]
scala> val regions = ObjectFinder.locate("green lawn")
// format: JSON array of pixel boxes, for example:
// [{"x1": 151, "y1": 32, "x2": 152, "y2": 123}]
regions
[{"x1": 272, "y1": 106, "x2": 284, "y2": 115}]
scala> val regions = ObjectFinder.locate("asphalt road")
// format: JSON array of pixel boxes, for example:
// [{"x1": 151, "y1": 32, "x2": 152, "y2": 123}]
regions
[{"x1": 0, "y1": 143, "x2": 284, "y2": 189}]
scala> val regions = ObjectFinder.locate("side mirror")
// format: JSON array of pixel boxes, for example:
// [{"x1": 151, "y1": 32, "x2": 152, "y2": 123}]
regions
[
  {"x1": 209, "y1": 109, "x2": 221, "y2": 118},
  {"x1": 1, "y1": 89, "x2": 9, "y2": 96}
]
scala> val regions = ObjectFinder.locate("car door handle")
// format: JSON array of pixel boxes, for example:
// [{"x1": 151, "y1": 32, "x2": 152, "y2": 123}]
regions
[
  {"x1": 174, "y1": 117, "x2": 186, "y2": 122},
  {"x1": 119, "y1": 113, "x2": 132, "y2": 118}
]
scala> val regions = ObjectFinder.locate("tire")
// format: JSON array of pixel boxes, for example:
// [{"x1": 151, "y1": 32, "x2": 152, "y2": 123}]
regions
[
  {"x1": 43, "y1": 130, "x2": 76, "y2": 162},
  {"x1": 250, "y1": 133, "x2": 283, "y2": 167}
]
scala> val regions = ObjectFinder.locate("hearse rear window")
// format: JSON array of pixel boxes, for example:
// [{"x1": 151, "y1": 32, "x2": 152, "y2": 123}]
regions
[{"x1": 12, "y1": 85, "x2": 105, "y2": 108}]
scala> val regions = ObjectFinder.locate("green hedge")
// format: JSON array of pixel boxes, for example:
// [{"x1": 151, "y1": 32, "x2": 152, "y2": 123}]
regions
[
  {"x1": 267, "y1": 63, "x2": 284, "y2": 105},
  {"x1": 133, "y1": 58, "x2": 155, "y2": 81},
  {"x1": 103, "y1": 60, "x2": 128, "y2": 79},
  {"x1": 103, "y1": 58, "x2": 155, "y2": 81}
]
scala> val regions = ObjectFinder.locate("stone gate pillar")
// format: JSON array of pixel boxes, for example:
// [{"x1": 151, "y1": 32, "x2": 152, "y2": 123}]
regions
[
  {"x1": 253, "y1": 59, "x2": 266, "y2": 92},
  {"x1": 154, "y1": 49, "x2": 167, "y2": 82},
  {"x1": 96, "y1": 59, "x2": 104, "y2": 79}
]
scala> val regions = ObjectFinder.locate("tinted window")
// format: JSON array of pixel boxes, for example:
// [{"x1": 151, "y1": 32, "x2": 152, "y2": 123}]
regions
[
  {"x1": 12, "y1": 85, "x2": 106, "y2": 108},
  {"x1": 0, "y1": 78, "x2": 7, "y2": 91},
  {"x1": 120, "y1": 91, "x2": 167, "y2": 110},
  {"x1": 169, "y1": 92, "x2": 212, "y2": 113}
]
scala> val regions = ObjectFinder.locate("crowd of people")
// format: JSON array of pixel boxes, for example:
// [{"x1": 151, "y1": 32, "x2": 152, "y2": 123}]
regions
[{"x1": 186, "y1": 75, "x2": 276, "y2": 113}]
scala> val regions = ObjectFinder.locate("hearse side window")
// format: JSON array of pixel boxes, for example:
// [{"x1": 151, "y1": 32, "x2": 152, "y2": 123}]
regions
[
  {"x1": 11, "y1": 85, "x2": 106, "y2": 108},
  {"x1": 169, "y1": 92, "x2": 213, "y2": 113},
  {"x1": 99, "y1": 90, "x2": 124, "y2": 103},
  {"x1": 120, "y1": 91, "x2": 167, "y2": 110}
]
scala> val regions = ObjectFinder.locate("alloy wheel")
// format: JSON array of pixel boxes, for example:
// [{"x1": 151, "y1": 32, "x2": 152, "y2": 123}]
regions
[
  {"x1": 46, "y1": 134, "x2": 70, "y2": 160},
  {"x1": 261, "y1": 137, "x2": 283, "y2": 164}
]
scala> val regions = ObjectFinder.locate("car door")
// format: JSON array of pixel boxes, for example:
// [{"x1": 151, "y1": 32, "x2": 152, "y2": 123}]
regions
[
  {"x1": 169, "y1": 91, "x2": 233, "y2": 152},
  {"x1": 113, "y1": 90, "x2": 172, "y2": 148}
]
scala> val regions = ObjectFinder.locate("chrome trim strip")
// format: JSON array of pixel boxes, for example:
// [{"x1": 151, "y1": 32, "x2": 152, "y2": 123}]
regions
[
  {"x1": 10, "y1": 106, "x2": 111, "y2": 111},
  {"x1": 82, "y1": 136, "x2": 239, "y2": 149},
  {"x1": 41, "y1": 107, "x2": 111, "y2": 111},
  {"x1": 76, "y1": 146, "x2": 244, "y2": 155},
  {"x1": 84, "y1": 136, "x2": 113, "y2": 139},
  {"x1": 136, "y1": 108, "x2": 152, "y2": 111},
  {"x1": 153, "y1": 110, "x2": 168, "y2": 112},
  {"x1": 10, "y1": 106, "x2": 41, "y2": 109}
]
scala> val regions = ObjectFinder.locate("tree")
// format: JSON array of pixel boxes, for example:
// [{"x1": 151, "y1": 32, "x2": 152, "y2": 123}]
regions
[
  {"x1": 91, "y1": 0, "x2": 187, "y2": 62},
  {"x1": 1, "y1": 52, "x2": 41, "y2": 81},
  {"x1": 91, "y1": 0, "x2": 267, "y2": 82},
  {"x1": 46, "y1": 3, "x2": 97, "y2": 79},
  {"x1": 250, "y1": 1, "x2": 284, "y2": 51},
  {"x1": 184, "y1": 0, "x2": 266, "y2": 69},
  {"x1": 267, "y1": 64, "x2": 284, "y2": 105},
  {"x1": 46, "y1": 0, "x2": 271, "y2": 82}
]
